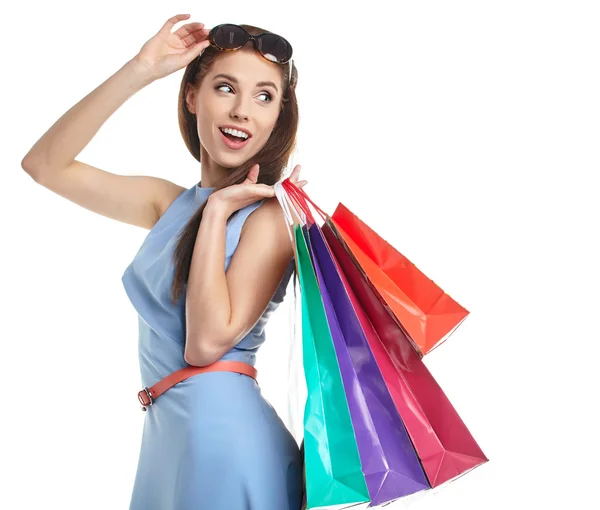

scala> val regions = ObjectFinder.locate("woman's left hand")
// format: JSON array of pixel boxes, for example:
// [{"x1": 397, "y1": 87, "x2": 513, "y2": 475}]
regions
[{"x1": 208, "y1": 164, "x2": 307, "y2": 218}]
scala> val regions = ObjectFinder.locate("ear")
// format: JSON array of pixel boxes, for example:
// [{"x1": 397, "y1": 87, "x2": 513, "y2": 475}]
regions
[{"x1": 185, "y1": 85, "x2": 197, "y2": 115}]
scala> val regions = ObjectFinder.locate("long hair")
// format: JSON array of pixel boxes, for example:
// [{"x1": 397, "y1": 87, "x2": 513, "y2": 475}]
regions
[{"x1": 170, "y1": 24, "x2": 299, "y2": 304}]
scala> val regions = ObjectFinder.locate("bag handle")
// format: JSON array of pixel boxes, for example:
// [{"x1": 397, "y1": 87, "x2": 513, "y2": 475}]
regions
[
  {"x1": 282, "y1": 179, "x2": 316, "y2": 223},
  {"x1": 282, "y1": 178, "x2": 328, "y2": 223},
  {"x1": 274, "y1": 180, "x2": 306, "y2": 245},
  {"x1": 274, "y1": 179, "x2": 305, "y2": 445}
]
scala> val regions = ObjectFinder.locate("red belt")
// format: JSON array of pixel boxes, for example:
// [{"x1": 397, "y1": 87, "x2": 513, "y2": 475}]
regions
[{"x1": 137, "y1": 360, "x2": 258, "y2": 411}]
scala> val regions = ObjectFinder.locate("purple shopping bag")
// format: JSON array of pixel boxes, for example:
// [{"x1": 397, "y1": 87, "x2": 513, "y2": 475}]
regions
[{"x1": 304, "y1": 223, "x2": 430, "y2": 505}]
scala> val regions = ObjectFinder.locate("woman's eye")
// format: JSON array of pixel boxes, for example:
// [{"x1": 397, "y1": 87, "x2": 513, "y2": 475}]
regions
[
  {"x1": 216, "y1": 83, "x2": 233, "y2": 93},
  {"x1": 258, "y1": 92, "x2": 273, "y2": 103}
]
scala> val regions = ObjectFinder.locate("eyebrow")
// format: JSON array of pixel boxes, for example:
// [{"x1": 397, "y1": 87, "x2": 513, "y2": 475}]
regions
[{"x1": 212, "y1": 73, "x2": 279, "y2": 93}]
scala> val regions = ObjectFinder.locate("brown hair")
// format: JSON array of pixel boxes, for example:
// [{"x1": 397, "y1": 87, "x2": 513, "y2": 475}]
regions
[{"x1": 170, "y1": 24, "x2": 299, "y2": 304}]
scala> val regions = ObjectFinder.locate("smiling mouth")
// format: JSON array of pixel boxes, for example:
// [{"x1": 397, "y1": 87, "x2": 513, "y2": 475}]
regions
[
  {"x1": 218, "y1": 127, "x2": 251, "y2": 142},
  {"x1": 218, "y1": 128, "x2": 251, "y2": 149}
]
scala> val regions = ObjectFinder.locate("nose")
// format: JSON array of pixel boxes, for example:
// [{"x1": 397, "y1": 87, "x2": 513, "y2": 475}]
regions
[{"x1": 229, "y1": 95, "x2": 250, "y2": 122}]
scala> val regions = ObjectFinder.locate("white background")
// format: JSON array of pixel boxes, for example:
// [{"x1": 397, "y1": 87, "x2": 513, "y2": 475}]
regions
[{"x1": 2, "y1": 1, "x2": 599, "y2": 508}]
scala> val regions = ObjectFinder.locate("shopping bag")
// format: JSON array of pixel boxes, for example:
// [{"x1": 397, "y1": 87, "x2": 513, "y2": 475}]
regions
[
  {"x1": 281, "y1": 179, "x2": 488, "y2": 488},
  {"x1": 323, "y1": 219, "x2": 489, "y2": 487},
  {"x1": 330, "y1": 204, "x2": 469, "y2": 356},
  {"x1": 295, "y1": 221, "x2": 370, "y2": 509},
  {"x1": 305, "y1": 222, "x2": 431, "y2": 505}
]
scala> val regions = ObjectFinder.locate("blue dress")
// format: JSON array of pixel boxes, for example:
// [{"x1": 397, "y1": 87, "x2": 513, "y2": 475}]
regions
[{"x1": 121, "y1": 182, "x2": 302, "y2": 510}]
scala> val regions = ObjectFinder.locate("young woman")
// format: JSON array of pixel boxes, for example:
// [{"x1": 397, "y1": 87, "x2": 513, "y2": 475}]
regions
[{"x1": 22, "y1": 14, "x2": 306, "y2": 510}]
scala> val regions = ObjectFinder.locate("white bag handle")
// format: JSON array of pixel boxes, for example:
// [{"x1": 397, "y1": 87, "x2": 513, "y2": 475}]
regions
[
  {"x1": 274, "y1": 180, "x2": 294, "y2": 244},
  {"x1": 274, "y1": 178, "x2": 307, "y2": 444},
  {"x1": 274, "y1": 179, "x2": 307, "y2": 243}
]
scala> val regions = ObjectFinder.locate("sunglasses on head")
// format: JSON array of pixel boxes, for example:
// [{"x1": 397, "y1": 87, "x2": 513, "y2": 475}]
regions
[{"x1": 208, "y1": 24, "x2": 294, "y2": 84}]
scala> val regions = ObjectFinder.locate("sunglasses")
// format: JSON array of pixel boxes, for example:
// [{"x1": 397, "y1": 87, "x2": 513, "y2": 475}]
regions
[{"x1": 208, "y1": 24, "x2": 294, "y2": 84}]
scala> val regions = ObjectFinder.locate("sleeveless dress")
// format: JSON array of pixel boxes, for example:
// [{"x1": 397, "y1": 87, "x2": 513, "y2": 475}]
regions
[{"x1": 121, "y1": 182, "x2": 302, "y2": 510}]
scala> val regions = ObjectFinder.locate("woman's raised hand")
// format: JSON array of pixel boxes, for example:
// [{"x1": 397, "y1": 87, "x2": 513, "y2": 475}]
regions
[
  {"x1": 209, "y1": 164, "x2": 308, "y2": 218},
  {"x1": 133, "y1": 14, "x2": 211, "y2": 82}
]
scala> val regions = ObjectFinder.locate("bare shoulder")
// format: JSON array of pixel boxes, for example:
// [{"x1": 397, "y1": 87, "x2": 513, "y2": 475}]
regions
[
  {"x1": 241, "y1": 197, "x2": 292, "y2": 238},
  {"x1": 154, "y1": 179, "x2": 188, "y2": 220},
  {"x1": 237, "y1": 196, "x2": 295, "y2": 260}
]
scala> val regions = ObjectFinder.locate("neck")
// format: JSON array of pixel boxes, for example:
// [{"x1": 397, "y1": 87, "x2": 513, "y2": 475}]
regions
[{"x1": 199, "y1": 146, "x2": 229, "y2": 188}]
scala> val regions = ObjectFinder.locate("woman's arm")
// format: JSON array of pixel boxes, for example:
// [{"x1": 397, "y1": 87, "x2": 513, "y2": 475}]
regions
[
  {"x1": 22, "y1": 59, "x2": 152, "y2": 176},
  {"x1": 19, "y1": 58, "x2": 175, "y2": 229},
  {"x1": 184, "y1": 196, "x2": 295, "y2": 366},
  {"x1": 22, "y1": 14, "x2": 209, "y2": 174},
  {"x1": 20, "y1": 15, "x2": 211, "y2": 229}
]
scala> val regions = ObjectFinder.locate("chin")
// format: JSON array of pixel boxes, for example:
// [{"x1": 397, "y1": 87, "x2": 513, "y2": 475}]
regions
[
  {"x1": 212, "y1": 151, "x2": 250, "y2": 169},
  {"x1": 208, "y1": 141, "x2": 260, "y2": 169}
]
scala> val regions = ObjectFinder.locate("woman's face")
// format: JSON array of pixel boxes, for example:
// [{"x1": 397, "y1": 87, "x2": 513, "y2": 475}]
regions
[{"x1": 187, "y1": 49, "x2": 285, "y2": 169}]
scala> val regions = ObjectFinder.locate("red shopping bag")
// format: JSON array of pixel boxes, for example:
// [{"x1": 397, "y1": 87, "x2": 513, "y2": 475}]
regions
[{"x1": 331, "y1": 204, "x2": 469, "y2": 356}]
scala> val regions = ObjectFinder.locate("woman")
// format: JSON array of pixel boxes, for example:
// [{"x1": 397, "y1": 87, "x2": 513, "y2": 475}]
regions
[{"x1": 21, "y1": 14, "x2": 306, "y2": 510}]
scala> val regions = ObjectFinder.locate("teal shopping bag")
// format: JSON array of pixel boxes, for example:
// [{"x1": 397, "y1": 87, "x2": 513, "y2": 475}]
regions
[{"x1": 296, "y1": 223, "x2": 370, "y2": 510}]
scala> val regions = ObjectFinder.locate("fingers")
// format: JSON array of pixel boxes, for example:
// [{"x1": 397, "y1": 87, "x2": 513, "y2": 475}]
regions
[
  {"x1": 242, "y1": 164, "x2": 305, "y2": 196},
  {"x1": 174, "y1": 22, "x2": 205, "y2": 38},
  {"x1": 243, "y1": 165, "x2": 276, "y2": 197},
  {"x1": 289, "y1": 164, "x2": 301, "y2": 183},
  {"x1": 258, "y1": 184, "x2": 276, "y2": 198},
  {"x1": 243, "y1": 164, "x2": 260, "y2": 185},
  {"x1": 288, "y1": 165, "x2": 308, "y2": 189},
  {"x1": 181, "y1": 29, "x2": 209, "y2": 48},
  {"x1": 181, "y1": 38, "x2": 211, "y2": 60},
  {"x1": 177, "y1": 25, "x2": 210, "y2": 47},
  {"x1": 161, "y1": 14, "x2": 191, "y2": 34}
]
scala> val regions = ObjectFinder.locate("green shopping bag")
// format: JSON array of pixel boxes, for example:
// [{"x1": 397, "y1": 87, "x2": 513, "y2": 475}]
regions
[{"x1": 296, "y1": 223, "x2": 370, "y2": 510}]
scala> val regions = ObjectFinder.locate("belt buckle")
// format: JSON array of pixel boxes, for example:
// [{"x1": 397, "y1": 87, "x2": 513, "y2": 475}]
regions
[{"x1": 137, "y1": 387, "x2": 154, "y2": 411}]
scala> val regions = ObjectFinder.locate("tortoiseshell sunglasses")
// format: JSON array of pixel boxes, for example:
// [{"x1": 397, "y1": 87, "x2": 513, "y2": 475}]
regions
[{"x1": 208, "y1": 23, "x2": 293, "y2": 84}]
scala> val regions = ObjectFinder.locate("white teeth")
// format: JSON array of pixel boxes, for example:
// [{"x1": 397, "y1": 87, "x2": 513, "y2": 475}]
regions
[{"x1": 220, "y1": 127, "x2": 249, "y2": 140}]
